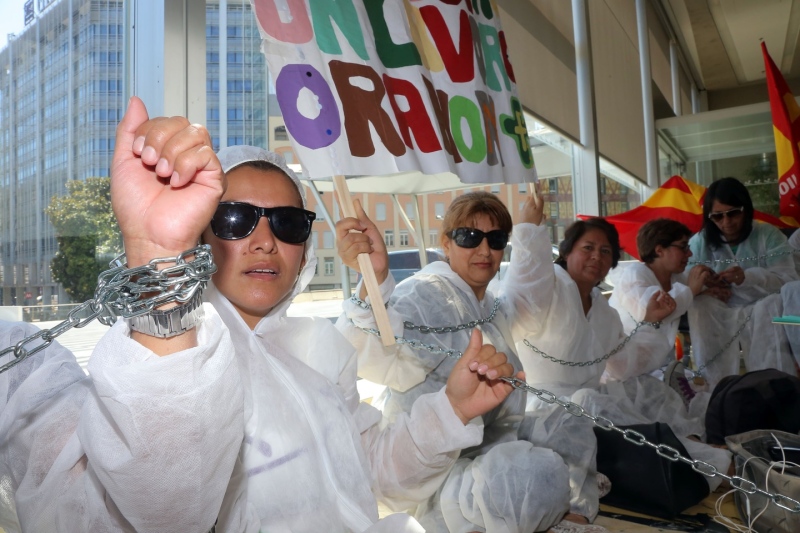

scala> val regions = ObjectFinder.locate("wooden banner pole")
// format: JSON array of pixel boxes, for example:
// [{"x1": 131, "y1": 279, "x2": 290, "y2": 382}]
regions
[
  {"x1": 527, "y1": 181, "x2": 539, "y2": 201},
  {"x1": 333, "y1": 175, "x2": 396, "y2": 347}
]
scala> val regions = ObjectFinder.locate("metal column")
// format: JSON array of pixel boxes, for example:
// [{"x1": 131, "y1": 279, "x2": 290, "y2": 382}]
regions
[
  {"x1": 307, "y1": 181, "x2": 352, "y2": 297},
  {"x1": 670, "y1": 40, "x2": 682, "y2": 116},
  {"x1": 636, "y1": 0, "x2": 659, "y2": 189},
  {"x1": 391, "y1": 194, "x2": 427, "y2": 267},
  {"x1": 571, "y1": 0, "x2": 601, "y2": 217}
]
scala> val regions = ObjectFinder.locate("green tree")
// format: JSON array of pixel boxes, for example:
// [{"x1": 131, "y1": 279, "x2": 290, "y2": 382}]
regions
[
  {"x1": 742, "y1": 154, "x2": 780, "y2": 217},
  {"x1": 45, "y1": 177, "x2": 122, "y2": 302}
]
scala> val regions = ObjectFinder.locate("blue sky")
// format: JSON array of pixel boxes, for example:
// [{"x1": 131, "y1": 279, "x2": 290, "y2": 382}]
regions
[{"x1": 0, "y1": 0, "x2": 31, "y2": 51}]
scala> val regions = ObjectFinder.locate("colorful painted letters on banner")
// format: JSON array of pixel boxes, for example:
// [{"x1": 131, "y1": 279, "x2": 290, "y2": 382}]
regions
[{"x1": 251, "y1": 0, "x2": 536, "y2": 184}]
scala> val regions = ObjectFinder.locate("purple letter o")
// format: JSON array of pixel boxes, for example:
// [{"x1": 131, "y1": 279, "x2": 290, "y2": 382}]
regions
[{"x1": 275, "y1": 64, "x2": 341, "y2": 149}]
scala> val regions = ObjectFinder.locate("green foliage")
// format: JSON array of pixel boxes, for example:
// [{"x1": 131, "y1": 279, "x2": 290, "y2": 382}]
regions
[
  {"x1": 50, "y1": 235, "x2": 106, "y2": 302},
  {"x1": 742, "y1": 155, "x2": 780, "y2": 217},
  {"x1": 45, "y1": 177, "x2": 122, "y2": 302}
]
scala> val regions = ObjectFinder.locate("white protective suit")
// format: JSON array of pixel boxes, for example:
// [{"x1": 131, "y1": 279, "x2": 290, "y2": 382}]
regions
[
  {"x1": 607, "y1": 262, "x2": 712, "y2": 424},
  {"x1": 0, "y1": 313, "x2": 244, "y2": 533},
  {"x1": 688, "y1": 222, "x2": 797, "y2": 386},
  {"x1": 782, "y1": 230, "x2": 800, "y2": 365},
  {"x1": 502, "y1": 225, "x2": 731, "y2": 522},
  {"x1": 0, "y1": 148, "x2": 487, "y2": 532},
  {"x1": 338, "y1": 224, "x2": 570, "y2": 533}
]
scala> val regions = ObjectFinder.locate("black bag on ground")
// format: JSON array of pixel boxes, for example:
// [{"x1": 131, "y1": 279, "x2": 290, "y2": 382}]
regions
[
  {"x1": 594, "y1": 422, "x2": 710, "y2": 519},
  {"x1": 726, "y1": 430, "x2": 800, "y2": 532},
  {"x1": 705, "y1": 369, "x2": 800, "y2": 445}
]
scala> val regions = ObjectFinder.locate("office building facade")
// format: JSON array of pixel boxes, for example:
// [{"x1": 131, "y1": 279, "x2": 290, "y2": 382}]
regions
[{"x1": 0, "y1": 0, "x2": 276, "y2": 305}]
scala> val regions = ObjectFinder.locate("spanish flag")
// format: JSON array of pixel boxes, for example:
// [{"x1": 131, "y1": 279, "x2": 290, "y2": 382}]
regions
[
  {"x1": 762, "y1": 41, "x2": 800, "y2": 226},
  {"x1": 581, "y1": 175, "x2": 793, "y2": 259}
]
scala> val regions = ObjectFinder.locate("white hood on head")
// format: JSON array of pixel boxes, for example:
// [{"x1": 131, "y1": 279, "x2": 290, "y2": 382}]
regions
[{"x1": 213, "y1": 145, "x2": 319, "y2": 320}]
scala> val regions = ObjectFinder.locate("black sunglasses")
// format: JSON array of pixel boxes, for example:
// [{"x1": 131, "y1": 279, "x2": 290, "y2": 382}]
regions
[
  {"x1": 708, "y1": 206, "x2": 744, "y2": 222},
  {"x1": 210, "y1": 202, "x2": 316, "y2": 243},
  {"x1": 449, "y1": 228, "x2": 509, "y2": 250}
]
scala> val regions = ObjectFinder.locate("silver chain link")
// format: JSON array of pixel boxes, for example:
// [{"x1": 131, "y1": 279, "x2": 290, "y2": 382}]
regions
[
  {"x1": 0, "y1": 245, "x2": 216, "y2": 375},
  {"x1": 357, "y1": 325, "x2": 467, "y2": 359},
  {"x1": 688, "y1": 249, "x2": 795, "y2": 266},
  {"x1": 690, "y1": 312, "x2": 752, "y2": 378},
  {"x1": 522, "y1": 318, "x2": 661, "y2": 367},
  {"x1": 356, "y1": 319, "x2": 800, "y2": 514},
  {"x1": 403, "y1": 299, "x2": 501, "y2": 334},
  {"x1": 499, "y1": 376, "x2": 800, "y2": 514},
  {"x1": 356, "y1": 298, "x2": 502, "y2": 359}
]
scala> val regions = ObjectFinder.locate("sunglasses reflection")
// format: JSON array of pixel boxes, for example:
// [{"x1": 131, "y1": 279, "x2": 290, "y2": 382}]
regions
[
  {"x1": 449, "y1": 228, "x2": 509, "y2": 250},
  {"x1": 708, "y1": 206, "x2": 744, "y2": 222},
  {"x1": 211, "y1": 202, "x2": 316, "y2": 243}
]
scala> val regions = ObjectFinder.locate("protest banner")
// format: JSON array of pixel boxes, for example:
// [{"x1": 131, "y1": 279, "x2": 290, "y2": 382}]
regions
[{"x1": 252, "y1": 0, "x2": 537, "y2": 343}]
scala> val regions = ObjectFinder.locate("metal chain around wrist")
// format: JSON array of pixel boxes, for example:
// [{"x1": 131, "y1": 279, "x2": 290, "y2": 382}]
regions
[
  {"x1": 522, "y1": 318, "x2": 661, "y2": 367},
  {"x1": 349, "y1": 294, "x2": 373, "y2": 311},
  {"x1": 0, "y1": 245, "x2": 216, "y2": 375}
]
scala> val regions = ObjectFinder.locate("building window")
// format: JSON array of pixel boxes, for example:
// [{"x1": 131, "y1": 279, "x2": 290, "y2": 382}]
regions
[
  {"x1": 491, "y1": 185, "x2": 500, "y2": 193},
  {"x1": 375, "y1": 202, "x2": 386, "y2": 221},
  {"x1": 315, "y1": 208, "x2": 325, "y2": 222},
  {"x1": 435, "y1": 202, "x2": 445, "y2": 219},
  {"x1": 429, "y1": 230, "x2": 439, "y2": 246},
  {"x1": 324, "y1": 257, "x2": 335, "y2": 276},
  {"x1": 550, "y1": 202, "x2": 559, "y2": 218},
  {"x1": 311, "y1": 231, "x2": 318, "y2": 248},
  {"x1": 400, "y1": 231, "x2": 409, "y2": 246},
  {"x1": 405, "y1": 202, "x2": 415, "y2": 220},
  {"x1": 518, "y1": 183, "x2": 526, "y2": 193},
  {"x1": 323, "y1": 231, "x2": 334, "y2": 249},
  {"x1": 274, "y1": 125, "x2": 288, "y2": 141},
  {"x1": 384, "y1": 230, "x2": 394, "y2": 247}
]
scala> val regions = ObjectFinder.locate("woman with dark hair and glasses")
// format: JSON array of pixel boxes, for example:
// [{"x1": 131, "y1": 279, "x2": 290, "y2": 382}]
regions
[
  {"x1": 607, "y1": 219, "x2": 716, "y2": 397},
  {"x1": 503, "y1": 218, "x2": 731, "y2": 528},
  {"x1": 337, "y1": 191, "x2": 582, "y2": 533},
  {"x1": 0, "y1": 100, "x2": 521, "y2": 532},
  {"x1": 687, "y1": 177, "x2": 797, "y2": 386}
]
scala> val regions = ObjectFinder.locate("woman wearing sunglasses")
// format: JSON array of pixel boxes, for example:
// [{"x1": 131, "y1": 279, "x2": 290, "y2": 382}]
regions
[
  {"x1": 687, "y1": 177, "x2": 797, "y2": 386},
  {"x1": 504, "y1": 218, "x2": 731, "y2": 528},
  {"x1": 0, "y1": 98, "x2": 522, "y2": 532},
  {"x1": 338, "y1": 191, "x2": 589, "y2": 533}
]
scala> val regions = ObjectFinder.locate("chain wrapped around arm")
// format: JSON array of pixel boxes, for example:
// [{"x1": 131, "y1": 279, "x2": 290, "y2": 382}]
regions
[{"x1": 0, "y1": 245, "x2": 216, "y2": 374}]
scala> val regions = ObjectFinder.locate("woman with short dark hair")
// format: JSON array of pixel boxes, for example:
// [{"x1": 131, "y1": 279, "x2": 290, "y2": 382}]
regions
[
  {"x1": 607, "y1": 219, "x2": 716, "y2": 419},
  {"x1": 688, "y1": 177, "x2": 797, "y2": 386},
  {"x1": 504, "y1": 217, "x2": 731, "y2": 526}
]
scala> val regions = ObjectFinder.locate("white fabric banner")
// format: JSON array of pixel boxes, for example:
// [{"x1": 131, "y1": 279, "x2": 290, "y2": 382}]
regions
[{"x1": 252, "y1": 0, "x2": 537, "y2": 184}]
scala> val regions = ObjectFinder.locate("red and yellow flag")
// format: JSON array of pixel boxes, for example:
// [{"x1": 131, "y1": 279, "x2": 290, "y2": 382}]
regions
[
  {"x1": 762, "y1": 41, "x2": 800, "y2": 226},
  {"x1": 579, "y1": 175, "x2": 793, "y2": 259}
]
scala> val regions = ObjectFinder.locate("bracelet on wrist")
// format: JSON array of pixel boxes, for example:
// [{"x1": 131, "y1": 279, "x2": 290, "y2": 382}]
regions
[{"x1": 126, "y1": 291, "x2": 204, "y2": 338}]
